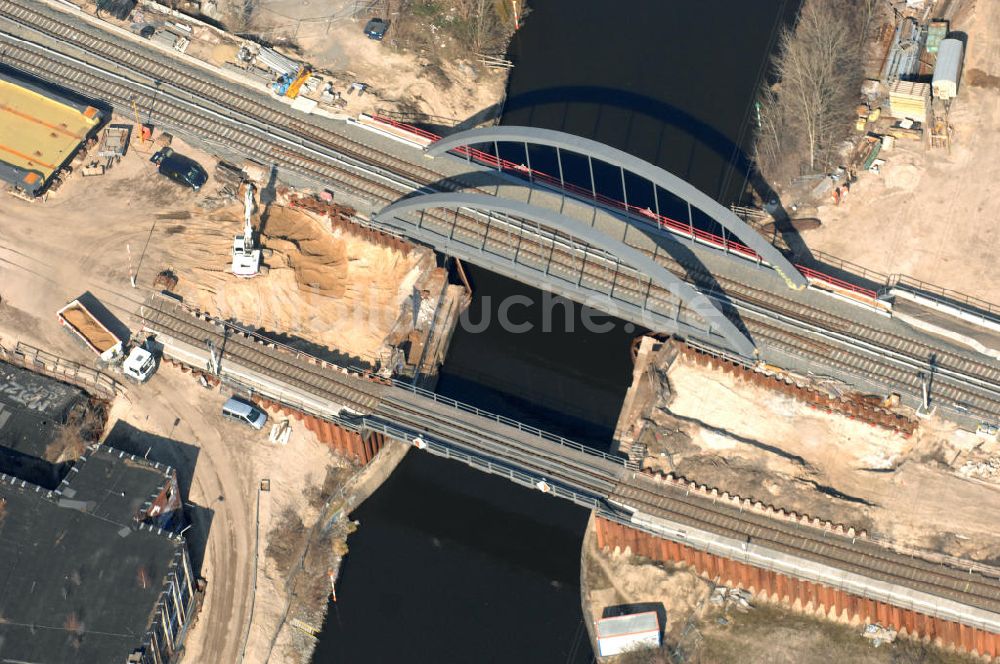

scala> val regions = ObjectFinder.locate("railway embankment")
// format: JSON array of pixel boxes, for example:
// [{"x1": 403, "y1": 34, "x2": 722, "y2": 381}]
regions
[{"x1": 589, "y1": 334, "x2": 1000, "y2": 660}]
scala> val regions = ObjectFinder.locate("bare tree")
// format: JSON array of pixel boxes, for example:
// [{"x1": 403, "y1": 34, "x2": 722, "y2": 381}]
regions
[
  {"x1": 453, "y1": 0, "x2": 508, "y2": 54},
  {"x1": 224, "y1": 0, "x2": 258, "y2": 32},
  {"x1": 755, "y1": 0, "x2": 865, "y2": 181}
]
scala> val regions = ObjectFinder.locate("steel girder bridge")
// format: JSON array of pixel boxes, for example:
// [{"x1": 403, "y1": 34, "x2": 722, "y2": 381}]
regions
[{"x1": 375, "y1": 126, "x2": 808, "y2": 358}]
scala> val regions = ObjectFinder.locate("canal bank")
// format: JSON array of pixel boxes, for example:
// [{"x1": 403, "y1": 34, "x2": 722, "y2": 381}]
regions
[{"x1": 311, "y1": 1, "x2": 801, "y2": 661}]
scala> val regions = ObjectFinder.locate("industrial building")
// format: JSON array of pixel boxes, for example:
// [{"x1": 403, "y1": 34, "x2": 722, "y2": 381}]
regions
[
  {"x1": 0, "y1": 71, "x2": 102, "y2": 196},
  {"x1": 0, "y1": 359, "x2": 86, "y2": 488},
  {"x1": 0, "y1": 445, "x2": 195, "y2": 663}
]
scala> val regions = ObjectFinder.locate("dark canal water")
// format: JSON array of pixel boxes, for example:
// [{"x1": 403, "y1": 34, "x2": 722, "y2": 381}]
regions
[{"x1": 312, "y1": 2, "x2": 799, "y2": 662}]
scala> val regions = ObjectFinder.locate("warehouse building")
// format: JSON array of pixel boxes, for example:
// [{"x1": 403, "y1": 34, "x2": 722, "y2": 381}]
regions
[
  {"x1": 0, "y1": 359, "x2": 87, "y2": 488},
  {"x1": 0, "y1": 445, "x2": 195, "y2": 663},
  {"x1": 0, "y1": 71, "x2": 102, "y2": 196}
]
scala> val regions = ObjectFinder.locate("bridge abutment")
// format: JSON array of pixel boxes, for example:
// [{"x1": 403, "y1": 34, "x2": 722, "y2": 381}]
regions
[{"x1": 251, "y1": 395, "x2": 386, "y2": 464}]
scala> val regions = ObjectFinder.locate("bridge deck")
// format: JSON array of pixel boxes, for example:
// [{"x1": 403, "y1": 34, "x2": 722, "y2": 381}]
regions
[
  {"x1": 3, "y1": 1, "x2": 998, "y2": 427},
  {"x1": 140, "y1": 298, "x2": 385, "y2": 415}
]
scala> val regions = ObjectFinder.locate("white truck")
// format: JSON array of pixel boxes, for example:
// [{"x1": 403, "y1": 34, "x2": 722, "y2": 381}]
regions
[{"x1": 56, "y1": 299, "x2": 156, "y2": 382}]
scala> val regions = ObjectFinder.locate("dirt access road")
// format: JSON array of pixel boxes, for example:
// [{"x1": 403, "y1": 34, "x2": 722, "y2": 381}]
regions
[
  {"x1": 0, "y1": 136, "x2": 368, "y2": 664},
  {"x1": 105, "y1": 371, "x2": 258, "y2": 664},
  {"x1": 808, "y1": 0, "x2": 1000, "y2": 304}
]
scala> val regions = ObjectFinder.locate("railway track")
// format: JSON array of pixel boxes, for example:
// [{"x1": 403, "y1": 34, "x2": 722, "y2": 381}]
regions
[
  {"x1": 0, "y1": 0, "x2": 448, "y2": 189},
  {"x1": 140, "y1": 296, "x2": 627, "y2": 491},
  {"x1": 613, "y1": 477, "x2": 1000, "y2": 615},
  {"x1": 433, "y1": 204, "x2": 1000, "y2": 419},
  {"x1": 138, "y1": 296, "x2": 1000, "y2": 622},
  {"x1": 139, "y1": 298, "x2": 385, "y2": 413},
  {"x1": 0, "y1": 4, "x2": 998, "y2": 425}
]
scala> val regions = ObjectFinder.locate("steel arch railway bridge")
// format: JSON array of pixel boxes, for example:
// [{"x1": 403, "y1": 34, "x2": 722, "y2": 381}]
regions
[
  {"x1": 0, "y1": 0, "x2": 996, "y2": 428},
  {"x1": 3, "y1": 1, "x2": 1000, "y2": 654},
  {"x1": 375, "y1": 126, "x2": 814, "y2": 358}
]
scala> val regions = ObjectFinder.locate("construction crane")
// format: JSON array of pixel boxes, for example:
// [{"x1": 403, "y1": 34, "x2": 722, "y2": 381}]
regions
[{"x1": 231, "y1": 182, "x2": 262, "y2": 277}]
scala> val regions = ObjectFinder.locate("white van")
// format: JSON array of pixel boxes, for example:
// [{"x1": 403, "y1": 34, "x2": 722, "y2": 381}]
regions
[{"x1": 221, "y1": 396, "x2": 268, "y2": 430}]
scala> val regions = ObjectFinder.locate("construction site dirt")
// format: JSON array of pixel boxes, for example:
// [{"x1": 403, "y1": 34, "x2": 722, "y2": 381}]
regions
[
  {"x1": 619, "y1": 338, "x2": 1000, "y2": 563},
  {"x1": 597, "y1": 335, "x2": 1000, "y2": 661},
  {"x1": 799, "y1": 0, "x2": 1000, "y2": 305},
  {"x1": 0, "y1": 126, "x2": 465, "y2": 375},
  {"x1": 0, "y1": 124, "x2": 462, "y2": 664},
  {"x1": 581, "y1": 519, "x2": 982, "y2": 664},
  {"x1": 77, "y1": 0, "x2": 511, "y2": 129}
]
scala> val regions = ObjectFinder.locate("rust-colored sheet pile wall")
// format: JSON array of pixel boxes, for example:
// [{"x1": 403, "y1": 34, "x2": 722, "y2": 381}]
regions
[{"x1": 594, "y1": 517, "x2": 1000, "y2": 659}]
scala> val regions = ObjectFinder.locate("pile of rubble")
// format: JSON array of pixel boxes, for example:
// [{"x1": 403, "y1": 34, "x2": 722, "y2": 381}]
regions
[
  {"x1": 958, "y1": 457, "x2": 1000, "y2": 481},
  {"x1": 861, "y1": 622, "x2": 897, "y2": 647},
  {"x1": 709, "y1": 586, "x2": 754, "y2": 612}
]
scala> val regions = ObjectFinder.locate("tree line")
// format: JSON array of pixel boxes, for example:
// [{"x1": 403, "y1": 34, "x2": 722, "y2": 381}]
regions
[{"x1": 754, "y1": 0, "x2": 878, "y2": 184}]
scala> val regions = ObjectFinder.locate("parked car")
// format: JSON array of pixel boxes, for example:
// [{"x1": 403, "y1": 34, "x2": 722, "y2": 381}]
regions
[
  {"x1": 221, "y1": 396, "x2": 268, "y2": 430},
  {"x1": 152, "y1": 148, "x2": 208, "y2": 191},
  {"x1": 364, "y1": 18, "x2": 389, "y2": 40}
]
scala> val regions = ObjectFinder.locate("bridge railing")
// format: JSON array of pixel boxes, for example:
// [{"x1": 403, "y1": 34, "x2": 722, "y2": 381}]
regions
[
  {"x1": 887, "y1": 274, "x2": 1000, "y2": 320},
  {"x1": 0, "y1": 340, "x2": 124, "y2": 398},
  {"x1": 389, "y1": 378, "x2": 637, "y2": 470},
  {"x1": 219, "y1": 371, "x2": 610, "y2": 504}
]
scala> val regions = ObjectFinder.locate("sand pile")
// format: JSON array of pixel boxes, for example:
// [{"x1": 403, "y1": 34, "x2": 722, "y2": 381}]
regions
[
  {"x1": 262, "y1": 207, "x2": 348, "y2": 297},
  {"x1": 586, "y1": 533, "x2": 710, "y2": 634},
  {"x1": 60, "y1": 304, "x2": 118, "y2": 351},
  {"x1": 162, "y1": 205, "x2": 427, "y2": 362}
]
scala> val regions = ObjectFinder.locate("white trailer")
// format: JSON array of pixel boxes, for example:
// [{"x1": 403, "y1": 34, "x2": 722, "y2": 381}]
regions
[
  {"x1": 595, "y1": 611, "x2": 661, "y2": 657},
  {"x1": 933, "y1": 39, "x2": 964, "y2": 100}
]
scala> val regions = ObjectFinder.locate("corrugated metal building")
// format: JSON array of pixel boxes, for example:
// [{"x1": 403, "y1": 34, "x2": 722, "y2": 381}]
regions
[{"x1": 933, "y1": 39, "x2": 964, "y2": 100}]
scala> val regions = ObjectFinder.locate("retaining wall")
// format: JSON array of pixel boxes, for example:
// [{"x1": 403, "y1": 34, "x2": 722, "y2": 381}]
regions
[
  {"x1": 253, "y1": 396, "x2": 385, "y2": 464},
  {"x1": 593, "y1": 516, "x2": 1000, "y2": 659}
]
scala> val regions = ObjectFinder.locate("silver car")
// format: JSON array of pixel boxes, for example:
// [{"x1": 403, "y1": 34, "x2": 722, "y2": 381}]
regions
[{"x1": 221, "y1": 396, "x2": 268, "y2": 430}]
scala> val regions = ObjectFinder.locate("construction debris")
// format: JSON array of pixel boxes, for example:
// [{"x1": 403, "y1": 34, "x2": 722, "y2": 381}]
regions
[
  {"x1": 958, "y1": 457, "x2": 1000, "y2": 481},
  {"x1": 862, "y1": 622, "x2": 898, "y2": 646},
  {"x1": 269, "y1": 419, "x2": 292, "y2": 446},
  {"x1": 709, "y1": 585, "x2": 755, "y2": 612}
]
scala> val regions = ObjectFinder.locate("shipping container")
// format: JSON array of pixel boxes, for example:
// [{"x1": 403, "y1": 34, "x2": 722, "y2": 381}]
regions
[
  {"x1": 925, "y1": 20, "x2": 949, "y2": 54},
  {"x1": 933, "y1": 39, "x2": 964, "y2": 100},
  {"x1": 595, "y1": 611, "x2": 661, "y2": 657}
]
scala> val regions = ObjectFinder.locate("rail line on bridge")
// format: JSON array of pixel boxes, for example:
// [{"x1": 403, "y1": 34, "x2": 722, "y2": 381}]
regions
[
  {"x1": 1, "y1": 1, "x2": 998, "y2": 427},
  {"x1": 136, "y1": 296, "x2": 1000, "y2": 650}
]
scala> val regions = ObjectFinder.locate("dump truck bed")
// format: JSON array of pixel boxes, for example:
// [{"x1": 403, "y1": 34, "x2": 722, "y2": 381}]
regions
[{"x1": 57, "y1": 300, "x2": 121, "y2": 357}]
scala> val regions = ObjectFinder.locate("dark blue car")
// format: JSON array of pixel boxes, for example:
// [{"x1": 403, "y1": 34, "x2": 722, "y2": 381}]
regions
[
  {"x1": 151, "y1": 148, "x2": 208, "y2": 192},
  {"x1": 364, "y1": 18, "x2": 389, "y2": 40}
]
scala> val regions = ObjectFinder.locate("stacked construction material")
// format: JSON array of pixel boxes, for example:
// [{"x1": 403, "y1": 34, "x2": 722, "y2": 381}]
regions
[{"x1": 889, "y1": 80, "x2": 930, "y2": 123}]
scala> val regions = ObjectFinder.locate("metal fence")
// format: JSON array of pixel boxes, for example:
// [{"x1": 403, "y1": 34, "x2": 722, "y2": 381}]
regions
[
  {"x1": 887, "y1": 274, "x2": 1000, "y2": 320},
  {"x1": 0, "y1": 341, "x2": 123, "y2": 398}
]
